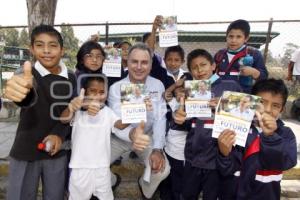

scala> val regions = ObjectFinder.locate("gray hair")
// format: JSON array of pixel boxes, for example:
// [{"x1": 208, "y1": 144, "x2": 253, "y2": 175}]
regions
[{"x1": 128, "y1": 43, "x2": 153, "y2": 65}]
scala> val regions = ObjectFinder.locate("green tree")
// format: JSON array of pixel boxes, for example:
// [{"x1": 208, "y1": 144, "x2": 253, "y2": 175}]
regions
[
  {"x1": 5, "y1": 28, "x2": 19, "y2": 47},
  {"x1": 281, "y1": 43, "x2": 299, "y2": 67},
  {"x1": 261, "y1": 48, "x2": 280, "y2": 68},
  {"x1": 60, "y1": 24, "x2": 79, "y2": 69},
  {"x1": 19, "y1": 28, "x2": 30, "y2": 48}
]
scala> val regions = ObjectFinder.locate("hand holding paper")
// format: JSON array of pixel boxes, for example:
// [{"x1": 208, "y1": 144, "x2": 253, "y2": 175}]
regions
[
  {"x1": 173, "y1": 97, "x2": 186, "y2": 125},
  {"x1": 217, "y1": 129, "x2": 236, "y2": 156}
]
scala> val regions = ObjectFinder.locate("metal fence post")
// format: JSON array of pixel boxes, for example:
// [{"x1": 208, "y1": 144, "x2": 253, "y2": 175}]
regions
[
  {"x1": 105, "y1": 21, "x2": 109, "y2": 45},
  {"x1": 263, "y1": 18, "x2": 273, "y2": 64}
]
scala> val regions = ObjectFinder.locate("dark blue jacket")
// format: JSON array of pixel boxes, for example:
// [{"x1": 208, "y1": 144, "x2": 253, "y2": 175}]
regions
[
  {"x1": 214, "y1": 46, "x2": 268, "y2": 93},
  {"x1": 217, "y1": 120, "x2": 297, "y2": 200},
  {"x1": 150, "y1": 54, "x2": 174, "y2": 89},
  {"x1": 184, "y1": 78, "x2": 242, "y2": 169}
]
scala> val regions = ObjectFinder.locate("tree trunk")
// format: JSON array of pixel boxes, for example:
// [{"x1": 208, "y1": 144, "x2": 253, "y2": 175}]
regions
[{"x1": 26, "y1": 0, "x2": 57, "y2": 34}]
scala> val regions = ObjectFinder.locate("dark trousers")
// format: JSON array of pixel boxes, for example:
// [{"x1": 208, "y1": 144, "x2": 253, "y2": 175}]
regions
[
  {"x1": 182, "y1": 161, "x2": 219, "y2": 200},
  {"x1": 160, "y1": 153, "x2": 185, "y2": 200}
]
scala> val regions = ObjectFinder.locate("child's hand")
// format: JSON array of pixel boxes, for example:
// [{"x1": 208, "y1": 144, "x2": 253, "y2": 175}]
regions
[
  {"x1": 218, "y1": 129, "x2": 236, "y2": 157},
  {"x1": 163, "y1": 91, "x2": 173, "y2": 102},
  {"x1": 255, "y1": 111, "x2": 277, "y2": 136},
  {"x1": 87, "y1": 100, "x2": 102, "y2": 116},
  {"x1": 173, "y1": 97, "x2": 186, "y2": 124},
  {"x1": 43, "y1": 135, "x2": 62, "y2": 156},
  {"x1": 144, "y1": 96, "x2": 153, "y2": 111},
  {"x1": 209, "y1": 97, "x2": 220, "y2": 109},
  {"x1": 68, "y1": 89, "x2": 85, "y2": 113},
  {"x1": 153, "y1": 15, "x2": 163, "y2": 31},
  {"x1": 174, "y1": 87, "x2": 185, "y2": 102},
  {"x1": 240, "y1": 66, "x2": 260, "y2": 79},
  {"x1": 175, "y1": 76, "x2": 186, "y2": 88},
  {"x1": 4, "y1": 61, "x2": 33, "y2": 102}
]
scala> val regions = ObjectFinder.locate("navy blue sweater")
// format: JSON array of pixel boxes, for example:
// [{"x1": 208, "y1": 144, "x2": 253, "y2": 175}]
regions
[
  {"x1": 10, "y1": 68, "x2": 76, "y2": 161},
  {"x1": 214, "y1": 46, "x2": 268, "y2": 93},
  {"x1": 217, "y1": 120, "x2": 297, "y2": 200}
]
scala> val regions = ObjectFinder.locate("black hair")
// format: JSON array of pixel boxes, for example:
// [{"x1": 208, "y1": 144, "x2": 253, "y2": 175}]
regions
[
  {"x1": 251, "y1": 78, "x2": 288, "y2": 106},
  {"x1": 75, "y1": 41, "x2": 106, "y2": 71},
  {"x1": 187, "y1": 49, "x2": 214, "y2": 71},
  {"x1": 82, "y1": 76, "x2": 106, "y2": 91},
  {"x1": 120, "y1": 41, "x2": 132, "y2": 48},
  {"x1": 113, "y1": 41, "x2": 121, "y2": 48},
  {"x1": 226, "y1": 19, "x2": 250, "y2": 38},
  {"x1": 142, "y1": 32, "x2": 151, "y2": 43},
  {"x1": 31, "y1": 24, "x2": 63, "y2": 47},
  {"x1": 164, "y1": 45, "x2": 185, "y2": 61}
]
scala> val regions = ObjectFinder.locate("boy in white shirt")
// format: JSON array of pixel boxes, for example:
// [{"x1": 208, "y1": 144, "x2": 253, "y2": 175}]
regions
[{"x1": 61, "y1": 76, "x2": 127, "y2": 200}]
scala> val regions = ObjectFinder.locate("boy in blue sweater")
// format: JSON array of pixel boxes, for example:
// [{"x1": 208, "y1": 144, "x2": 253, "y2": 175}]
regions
[
  {"x1": 214, "y1": 19, "x2": 268, "y2": 93},
  {"x1": 217, "y1": 78, "x2": 297, "y2": 200},
  {"x1": 173, "y1": 49, "x2": 241, "y2": 200}
]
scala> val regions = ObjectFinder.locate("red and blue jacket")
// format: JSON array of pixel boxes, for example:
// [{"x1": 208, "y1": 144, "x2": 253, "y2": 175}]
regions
[
  {"x1": 217, "y1": 119, "x2": 297, "y2": 200},
  {"x1": 214, "y1": 46, "x2": 268, "y2": 93}
]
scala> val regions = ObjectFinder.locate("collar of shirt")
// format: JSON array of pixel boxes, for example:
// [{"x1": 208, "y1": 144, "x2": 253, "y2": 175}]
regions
[
  {"x1": 166, "y1": 68, "x2": 186, "y2": 81},
  {"x1": 209, "y1": 73, "x2": 220, "y2": 84},
  {"x1": 34, "y1": 60, "x2": 69, "y2": 79}
]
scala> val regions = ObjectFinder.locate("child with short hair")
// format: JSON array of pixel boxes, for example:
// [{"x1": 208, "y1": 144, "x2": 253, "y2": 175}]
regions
[
  {"x1": 172, "y1": 49, "x2": 241, "y2": 199},
  {"x1": 217, "y1": 78, "x2": 297, "y2": 200},
  {"x1": 5, "y1": 24, "x2": 76, "y2": 200},
  {"x1": 214, "y1": 19, "x2": 268, "y2": 93},
  {"x1": 61, "y1": 76, "x2": 126, "y2": 200}
]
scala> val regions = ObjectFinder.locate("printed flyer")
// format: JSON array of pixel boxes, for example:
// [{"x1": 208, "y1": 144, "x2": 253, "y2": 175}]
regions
[
  {"x1": 120, "y1": 83, "x2": 147, "y2": 123},
  {"x1": 212, "y1": 91, "x2": 261, "y2": 147},
  {"x1": 184, "y1": 80, "x2": 211, "y2": 118}
]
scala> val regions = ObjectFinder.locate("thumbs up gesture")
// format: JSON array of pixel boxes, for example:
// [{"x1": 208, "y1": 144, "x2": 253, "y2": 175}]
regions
[
  {"x1": 4, "y1": 61, "x2": 33, "y2": 102},
  {"x1": 255, "y1": 111, "x2": 277, "y2": 136},
  {"x1": 68, "y1": 88, "x2": 85, "y2": 113},
  {"x1": 173, "y1": 97, "x2": 187, "y2": 125},
  {"x1": 130, "y1": 121, "x2": 150, "y2": 151}
]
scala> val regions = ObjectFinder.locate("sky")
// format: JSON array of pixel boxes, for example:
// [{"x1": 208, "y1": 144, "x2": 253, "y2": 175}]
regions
[{"x1": 0, "y1": 0, "x2": 299, "y2": 56}]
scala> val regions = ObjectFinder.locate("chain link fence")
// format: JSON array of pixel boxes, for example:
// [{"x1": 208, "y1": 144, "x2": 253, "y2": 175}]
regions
[{"x1": 1, "y1": 19, "x2": 300, "y2": 95}]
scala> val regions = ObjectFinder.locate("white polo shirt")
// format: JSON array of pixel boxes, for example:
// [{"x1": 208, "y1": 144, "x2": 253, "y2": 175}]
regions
[{"x1": 291, "y1": 49, "x2": 300, "y2": 75}]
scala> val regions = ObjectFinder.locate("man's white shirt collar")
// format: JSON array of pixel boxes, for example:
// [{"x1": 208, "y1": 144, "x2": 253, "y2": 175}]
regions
[{"x1": 34, "y1": 60, "x2": 69, "y2": 79}]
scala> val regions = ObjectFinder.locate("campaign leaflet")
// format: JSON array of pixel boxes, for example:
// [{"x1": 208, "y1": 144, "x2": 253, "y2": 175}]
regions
[
  {"x1": 102, "y1": 48, "x2": 122, "y2": 77},
  {"x1": 185, "y1": 80, "x2": 211, "y2": 118},
  {"x1": 212, "y1": 91, "x2": 261, "y2": 147},
  {"x1": 120, "y1": 83, "x2": 147, "y2": 123},
  {"x1": 159, "y1": 16, "x2": 178, "y2": 47}
]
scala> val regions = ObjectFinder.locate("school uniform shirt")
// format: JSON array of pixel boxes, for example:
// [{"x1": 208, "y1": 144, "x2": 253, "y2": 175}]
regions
[
  {"x1": 291, "y1": 49, "x2": 300, "y2": 75},
  {"x1": 10, "y1": 60, "x2": 76, "y2": 161},
  {"x1": 214, "y1": 46, "x2": 268, "y2": 93},
  {"x1": 184, "y1": 75, "x2": 242, "y2": 169},
  {"x1": 69, "y1": 106, "x2": 119, "y2": 168},
  {"x1": 108, "y1": 75, "x2": 167, "y2": 149},
  {"x1": 217, "y1": 120, "x2": 297, "y2": 200}
]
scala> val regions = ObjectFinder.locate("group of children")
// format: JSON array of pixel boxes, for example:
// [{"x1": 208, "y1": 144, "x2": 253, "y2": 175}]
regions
[{"x1": 2, "y1": 17, "x2": 297, "y2": 200}]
